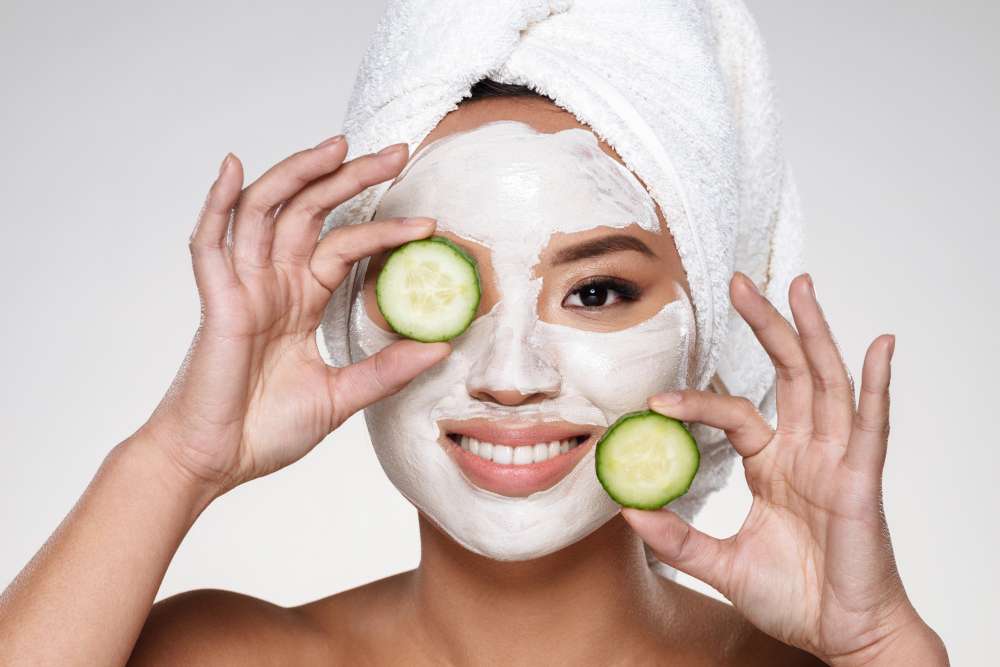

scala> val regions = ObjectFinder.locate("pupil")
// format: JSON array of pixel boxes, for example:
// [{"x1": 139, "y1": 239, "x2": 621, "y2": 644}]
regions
[{"x1": 580, "y1": 285, "x2": 608, "y2": 307}]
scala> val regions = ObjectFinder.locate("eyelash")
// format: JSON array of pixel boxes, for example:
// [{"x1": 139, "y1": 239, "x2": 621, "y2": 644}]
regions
[{"x1": 562, "y1": 277, "x2": 642, "y2": 310}]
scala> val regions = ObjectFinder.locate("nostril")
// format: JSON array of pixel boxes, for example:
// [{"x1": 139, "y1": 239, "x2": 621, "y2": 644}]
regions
[
  {"x1": 469, "y1": 387, "x2": 550, "y2": 407},
  {"x1": 465, "y1": 322, "x2": 561, "y2": 405}
]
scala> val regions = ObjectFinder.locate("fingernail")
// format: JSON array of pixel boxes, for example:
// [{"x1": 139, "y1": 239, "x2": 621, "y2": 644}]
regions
[
  {"x1": 652, "y1": 391, "x2": 683, "y2": 406},
  {"x1": 314, "y1": 134, "x2": 344, "y2": 149},
  {"x1": 377, "y1": 142, "x2": 407, "y2": 156},
  {"x1": 218, "y1": 153, "x2": 233, "y2": 177},
  {"x1": 741, "y1": 273, "x2": 760, "y2": 295},
  {"x1": 805, "y1": 272, "x2": 816, "y2": 298},
  {"x1": 402, "y1": 217, "x2": 435, "y2": 226},
  {"x1": 888, "y1": 334, "x2": 896, "y2": 361}
]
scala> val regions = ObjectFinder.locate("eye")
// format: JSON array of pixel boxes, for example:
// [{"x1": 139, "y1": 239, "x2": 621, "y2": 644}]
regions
[{"x1": 562, "y1": 277, "x2": 641, "y2": 309}]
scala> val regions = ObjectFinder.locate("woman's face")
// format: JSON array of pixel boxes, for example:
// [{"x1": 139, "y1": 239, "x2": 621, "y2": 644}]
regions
[{"x1": 347, "y1": 98, "x2": 695, "y2": 560}]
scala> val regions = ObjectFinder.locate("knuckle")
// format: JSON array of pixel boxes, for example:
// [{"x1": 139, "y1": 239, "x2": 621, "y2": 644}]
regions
[
  {"x1": 855, "y1": 414, "x2": 890, "y2": 437},
  {"x1": 735, "y1": 395, "x2": 757, "y2": 415},
  {"x1": 297, "y1": 199, "x2": 329, "y2": 223},
  {"x1": 327, "y1": 374, "x2": 354, "y2": 426},
  {"x1": 188, "y1": 238, "x2": 222, "y2": 256},
  {"x1": 775, "y1": 361, "x2": 810, "y2": 383},
  {"x1": 237, "y1": 185, "x2": 278, "y2": 218},
  {"x1": 811, "y1": 371, "x2": 850, "y2": 393},
  {"x1": 343, "y1": 167, "x2": 368, "y2": 195},
  {"x1": 342, "y1": 157, "x2": 385, "y2": 191},
  {"x1": 665, "y1": 519, "x2": 694, "y2": 564},
  {"x1": 370, "y1": 351, "x2": 391, "y2": 394},
  {"x1": 859, "y1": 381, "x2": 890, "y2": 398}
]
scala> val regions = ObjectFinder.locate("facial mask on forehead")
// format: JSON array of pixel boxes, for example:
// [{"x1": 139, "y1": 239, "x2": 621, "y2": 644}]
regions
[{"x1": 348, "y1": 120, "x2": 697, "y2": 560}]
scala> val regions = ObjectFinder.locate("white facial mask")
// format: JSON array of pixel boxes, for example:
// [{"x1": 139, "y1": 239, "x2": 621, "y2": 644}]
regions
[{"x1": 347, "y1": 120, "x2": 697, "y2": 560}]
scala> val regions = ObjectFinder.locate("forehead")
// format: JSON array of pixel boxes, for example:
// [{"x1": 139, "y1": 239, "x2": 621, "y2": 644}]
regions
[
  {"x1": 376, "y1": 97, "x2": 661, "y2": 241},
  {"x1": 376, "y1": 115, "x2": 661, "y2": 246},
  {"x1": 414, "y1": 96, "x2": 631, "y2": 171}
]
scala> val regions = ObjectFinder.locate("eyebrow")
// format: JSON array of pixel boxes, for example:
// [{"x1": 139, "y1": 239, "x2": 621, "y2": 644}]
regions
[{"x1": 551, "y1": 233, "x2": 658, "y2": 265}]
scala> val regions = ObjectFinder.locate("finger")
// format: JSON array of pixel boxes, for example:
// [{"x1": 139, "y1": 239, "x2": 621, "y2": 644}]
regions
[
  {"x1": 648, "y1": 390, "x2": 773, "y2": 458},
  {"x1": 789, "y1": 273, "x2": 857, "y2": 446},
  {"x1": 731, "y1": 272, "x2": 813, "y2": 437},
  {"x1": 309, "y1": 216, "x2": 437, "y2": 293},
  {"x1": 272, "y1": 142, "x2": 412, "y2": 265},
  {"x1": 329, "y1": 340, "x2": 451, "y2": 423},
  {"x1": 189, "y1": 154, "x2": 244, "y2": 299},
  {"x1": 845, "y1": 334, "x2": 895, "y2": 474},
  {"x1": 230, "y1": 135, "x2": 350, "y2": 271},
  {"x1": 621, "y1": 508, "x2": 731, "y2": 595}
]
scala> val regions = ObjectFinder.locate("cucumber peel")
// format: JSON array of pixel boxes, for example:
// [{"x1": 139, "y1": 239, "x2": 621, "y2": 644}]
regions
[
  {"x1": 375, "y1": 236, "x2": 481, "y2": 342},
  {"x1": 595, "y1": 409, "x2": 700, "y2": 510}
]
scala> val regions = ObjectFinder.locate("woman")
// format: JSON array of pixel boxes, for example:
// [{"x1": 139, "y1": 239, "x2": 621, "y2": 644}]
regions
[{"x1": 0, "y1": 2, "x2": 948, "y2": 665}]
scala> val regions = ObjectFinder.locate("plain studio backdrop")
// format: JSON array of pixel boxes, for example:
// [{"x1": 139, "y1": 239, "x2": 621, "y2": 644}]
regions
[{"x1": 2, "y1": 1, "x2": 996, "y2": 663}]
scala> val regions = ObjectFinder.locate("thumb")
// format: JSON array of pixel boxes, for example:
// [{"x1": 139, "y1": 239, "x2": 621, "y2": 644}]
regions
[
  {"x1": 328, "y1": 339, "x2": 450, "y2": 424},
  {"x1": 621, "y1": 507, "x2": 731, "y2": 594}
]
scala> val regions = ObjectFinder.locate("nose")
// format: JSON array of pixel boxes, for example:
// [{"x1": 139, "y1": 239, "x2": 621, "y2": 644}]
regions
[{"x1": 466, "y1": 321, "x2": 561, "y2": 406}]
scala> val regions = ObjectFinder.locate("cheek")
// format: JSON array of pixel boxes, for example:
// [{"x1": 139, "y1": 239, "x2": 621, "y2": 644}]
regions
[{"x1": 535, "y1": 298, "x2": 695, "y2": 416}]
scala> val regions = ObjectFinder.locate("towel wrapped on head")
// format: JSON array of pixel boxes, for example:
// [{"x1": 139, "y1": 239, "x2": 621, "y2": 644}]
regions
[{"x1": 318, "y1": 0, "x2": 804, "y2": 579}]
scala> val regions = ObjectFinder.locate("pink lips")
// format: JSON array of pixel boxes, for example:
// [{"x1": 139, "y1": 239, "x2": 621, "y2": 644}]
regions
[{"x1": 436, "y1": 417, "x2": 599, "y2": 497}]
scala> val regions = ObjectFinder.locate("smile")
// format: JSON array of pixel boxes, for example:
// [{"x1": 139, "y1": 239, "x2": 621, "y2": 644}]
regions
[
  {"x1": 437, "y1": 418, "x2": 599, "y2": 497},
  {"x1": 445, "y1": 433, "x2": 587, "y2": 464}
]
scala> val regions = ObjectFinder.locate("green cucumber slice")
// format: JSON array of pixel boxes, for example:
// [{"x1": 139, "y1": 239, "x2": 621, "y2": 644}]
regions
[
  {"x1": 595, "y1": 409, "x2": 700, "y2": 510},
  {"x1": 375, "y1": 236, "x2": 481, "y2": 342}
]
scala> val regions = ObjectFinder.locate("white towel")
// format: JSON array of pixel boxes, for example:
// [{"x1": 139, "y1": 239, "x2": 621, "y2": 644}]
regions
[{"x1": 317, "y1": 0, "x2": 805, "y2": 578}]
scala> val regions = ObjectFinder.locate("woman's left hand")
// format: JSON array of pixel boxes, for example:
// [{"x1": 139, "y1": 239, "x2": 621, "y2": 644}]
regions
[{"x1": 621, "y1": 272, "x2": 948, "y2": 666}]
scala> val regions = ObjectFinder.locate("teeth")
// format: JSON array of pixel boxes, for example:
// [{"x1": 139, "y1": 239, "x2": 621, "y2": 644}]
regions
[
  {"x1": 492, "y1": 444, "x2": 513, "y2": 464},
  {"x1": 512, "y1": 446, "x2": 533, "y2": 465},
  {"x1": 454, "y1": 435, "x2": 582, "y2": 465},
  {"x1": 479, "y1": 441, "x2": 493, "y2": 460}
]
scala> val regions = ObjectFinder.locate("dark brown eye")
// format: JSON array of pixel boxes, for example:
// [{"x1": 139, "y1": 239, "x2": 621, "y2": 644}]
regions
[{"x1": 562, "y1": 278, "x2": 640, "y2": 309}]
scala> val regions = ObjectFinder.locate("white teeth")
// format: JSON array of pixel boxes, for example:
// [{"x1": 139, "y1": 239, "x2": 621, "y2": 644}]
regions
[
  {"x1": 492, "y1": 444, "x2": 513, "y2": 464},
  {"x1": 478, "y1": 440, "x2": 493, "y2": 460},
  {"x1": 453, "y1": 435, "x2": 582, "y2": 465},
  {"x1": 513, "y1": 446, "x2": 533, "y2": 465}
]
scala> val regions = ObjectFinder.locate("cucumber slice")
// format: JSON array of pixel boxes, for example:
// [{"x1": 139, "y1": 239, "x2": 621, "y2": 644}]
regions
[
  {"x1": 595, "y1": 409, "x2": 700, "y2": 510},
  {"x1": 375, "y1": 236, "x2": 481, "y2": 342}
]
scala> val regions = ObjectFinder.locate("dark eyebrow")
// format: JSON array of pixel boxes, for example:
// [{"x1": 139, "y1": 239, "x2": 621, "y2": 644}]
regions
[{"x1": 551, "y1": 234, "x2": 658, "y2": 265}]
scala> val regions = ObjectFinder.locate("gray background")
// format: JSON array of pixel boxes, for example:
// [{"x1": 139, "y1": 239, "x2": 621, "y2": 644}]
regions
[{"x1": 1, "y1": 1, "x2": 996, "y2": 662}]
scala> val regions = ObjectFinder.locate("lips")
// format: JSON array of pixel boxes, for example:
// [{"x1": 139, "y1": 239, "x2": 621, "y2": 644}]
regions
[{"x1": 437, "y1": 418, "x2": 599, "y2": 497}]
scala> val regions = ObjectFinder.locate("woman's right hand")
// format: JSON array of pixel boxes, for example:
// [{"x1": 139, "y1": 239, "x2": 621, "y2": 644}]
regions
[{"x1": 139, "y1": 136, "x2": 450, "y2": 499}]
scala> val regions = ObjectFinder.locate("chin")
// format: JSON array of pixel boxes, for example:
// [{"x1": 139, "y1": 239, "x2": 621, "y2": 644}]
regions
[{"x1": 375, "y1": 434, "x2": 622, "y2": 561}]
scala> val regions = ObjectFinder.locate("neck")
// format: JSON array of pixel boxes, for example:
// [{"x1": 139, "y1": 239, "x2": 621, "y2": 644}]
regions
[{"x1": 407, "y1": 511, "x2": 679, "y2": 664}]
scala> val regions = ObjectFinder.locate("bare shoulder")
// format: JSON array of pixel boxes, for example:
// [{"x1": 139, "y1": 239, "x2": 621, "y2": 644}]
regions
[
  {"x1": 658, "y1": 578, "x2": 825, "y2": 666},
  {"x1": 128, "y1": 588, "x2": 332, "y2": 666},
  {"x1": 291, "y1": 570, "x2": 415, "y2": 659}
]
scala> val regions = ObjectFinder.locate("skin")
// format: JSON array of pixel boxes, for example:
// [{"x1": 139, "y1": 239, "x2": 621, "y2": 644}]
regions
[{"x1": 0, "y1": 97, "x2": 949, "y2": 666}]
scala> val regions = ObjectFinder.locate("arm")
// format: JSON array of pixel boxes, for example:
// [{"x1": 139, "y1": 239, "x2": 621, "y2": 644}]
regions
[
  {"x1": 0, "y1": 136, "x2": 448, "y2": 666},
  {"x1": 0, "y1": 431, "x2": 215, "y2": 666}
]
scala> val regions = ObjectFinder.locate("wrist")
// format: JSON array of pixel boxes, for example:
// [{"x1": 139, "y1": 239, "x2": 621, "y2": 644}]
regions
[
  {"x1": 115, "y1": 426, "x2": 223, "y2": 519},
  {"x1": 826, "y1": 605, "x2": 949, "y2": 667}
]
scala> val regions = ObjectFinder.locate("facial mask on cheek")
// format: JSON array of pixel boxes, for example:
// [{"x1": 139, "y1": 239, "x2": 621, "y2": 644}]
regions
[{"x1": 346, "y1": 120, "x2": 698, "y2": 560}]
